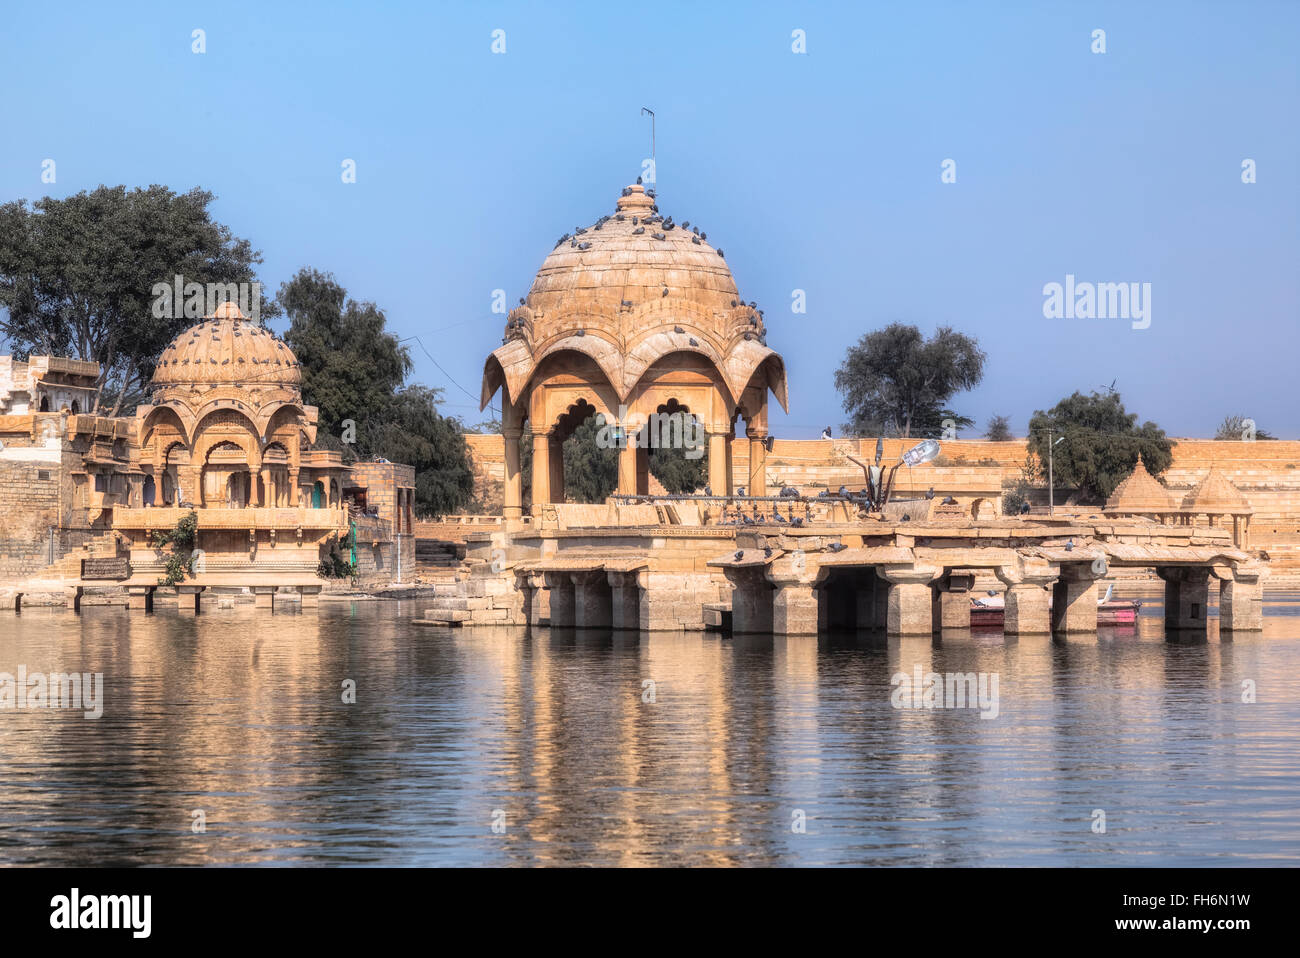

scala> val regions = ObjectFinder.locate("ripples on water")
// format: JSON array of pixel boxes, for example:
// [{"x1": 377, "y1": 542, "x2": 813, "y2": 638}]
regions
[{"x1": 0, "y1": 593, "x2": 1298, "y2": 866}]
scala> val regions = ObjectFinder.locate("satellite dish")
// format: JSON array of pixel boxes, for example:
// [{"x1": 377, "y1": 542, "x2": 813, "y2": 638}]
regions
[{"x1": 902, "y1": 439, "x2": 941, "y2": 467}]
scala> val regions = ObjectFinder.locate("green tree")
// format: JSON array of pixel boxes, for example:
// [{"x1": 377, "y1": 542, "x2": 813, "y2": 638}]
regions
[
  {"x1": 1214, "y1": 415, "x2": 1276, "y2": 441},
  {"x1": 834, "y1": 323, "x2": 986, "y2": 438},
  {"x1": 985, "y1": 414, "x2": 1013, "y2": 442},
  {"x1": 562, "y1": 415, "x2": 618, "y2": 502},
  {"x1": 279, "y1": 268, "x2": 410, "y2": 442},
  {"x1": 370, "y1": 386, "x2": 475, "y2": 518},
  {"x1": 1027, "y1": 390, "x2": 1173, "y2": 502},
  {"x1": 279, "y1": 268, "x2": 474, "y2": 517},
  {"x1": 0, "y1": 185, "x2": 275, "y2": 414}
]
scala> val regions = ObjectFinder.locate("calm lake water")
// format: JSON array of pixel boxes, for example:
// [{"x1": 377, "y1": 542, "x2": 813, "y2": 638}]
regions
[{"x1": 1, "y1": 594, "x2": 1298, "y2": 866}]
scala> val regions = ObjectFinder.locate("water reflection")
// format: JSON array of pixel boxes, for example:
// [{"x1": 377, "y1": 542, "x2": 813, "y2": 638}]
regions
[{"x1": 0, "y1": 596, "x2": 1297, "y2": 866}]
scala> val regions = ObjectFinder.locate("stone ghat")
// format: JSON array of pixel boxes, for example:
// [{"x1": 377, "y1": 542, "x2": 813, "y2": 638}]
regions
[{"x1": 417, "y1": 514, "x2": 1265, "y2": 636}]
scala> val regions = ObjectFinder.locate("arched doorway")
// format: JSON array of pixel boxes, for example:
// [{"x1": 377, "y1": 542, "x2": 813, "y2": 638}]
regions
[
  {"x1": 552, "y1": 398, "x2": 616, "y2": 504},
  {"x1": 143, "y1": 475, "x2": 156, "y2": 507}
]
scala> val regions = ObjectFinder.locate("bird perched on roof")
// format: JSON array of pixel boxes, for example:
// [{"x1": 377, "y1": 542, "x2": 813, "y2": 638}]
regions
[
  {"x1": 925, "y1": 487, "x2": 935, "y2": 500},
  {"x1": 621, "y1": 299, "x2": 633, "y2": 307},
  {"x1": 837, "y1": 485, "x2": 849, "y2": 497},
  {"x1": 733, "y1": 550, "x2": 744, "y2": 561},
  {"x1": 717, "y1": 250, "x2": 724, "y2": 258},
  {"x1": 576, "y1": 329, "x2": 585, "y2": 336},
  {"x1": 774, "y1": 507, "x2": 787, "y2": 523},
  {"x1": 827, "y1": 542, "x2": 847, "y2": 553},
  {"x1": 701, "y1": 232, "x2": 707, "y2": 241},
  {"x1": 632, "y1": 227, "x2": 644, "y2": 235},
  {"x1": 691, "y1": 236, "x2": 701, "y2": 244},
  {"x1": 780, "y1": 486, "x2": 800, "y2": 498},
  {"x1": 704, "y1": 486, "x2": 712, "y2": 497},
  {"x1": 636, "y1": 175, "x2": 642, "y2": 184},
  {"x1": 518, "y1": 297, "x2": 525, "y2": 306},
  {"x1": 1020, "y1": 502, "x2": 1031, "y2": 515},
  {"x1": 674, "y1": 325, "x2": 684, "y2": 333},
  {"x1": 653, "y1": 232, "x2": 666, "y2": 240},
  {"x1": 737, "y1": 486, "x2": 745, "y2": 496},
  {"x1": 742, "y1": 514, "x2": 755, "y2": 525},
  {"x1": 689, "y1": 337, "x2": 698, "y2": 347},
  {"x1": 942, "y1": 496, "x2": 956, "y2": 505},
  {"x1": 682, "y1": 221, "x2": 690, "y2": 228},
  {"x1": 1064, "y1": 538, "x2": 1074, "y2": 552},
  {"x1": 662, "y1": 287, "x2": 669, "y2": 297},
  {"x1": 901, "y1": 514, "x2": 911, "y2": 522}
]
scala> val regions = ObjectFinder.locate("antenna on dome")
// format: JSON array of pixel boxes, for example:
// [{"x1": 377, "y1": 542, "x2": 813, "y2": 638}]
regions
[{"x1": 640, "y1": 107, "x2": 656, "y2": 192}]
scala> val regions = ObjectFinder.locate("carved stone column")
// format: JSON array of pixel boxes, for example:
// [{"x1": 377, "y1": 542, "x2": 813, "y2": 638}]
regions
[
  {"x1": 1052, "y1": 563, "x2": 1101, "y2": 633},
  {"x1": 996, "y1": 559, "x2": 1058, "y2": 635},
  {"x1": 1158, "y1": 566, "x2": 1211, "y2": 631},
  {"x1": 880, "y1": 565, "x2": 943, "y2": 636},
  {"x1": 502, "y1": 425, "x2": 522, "y2": 519}
]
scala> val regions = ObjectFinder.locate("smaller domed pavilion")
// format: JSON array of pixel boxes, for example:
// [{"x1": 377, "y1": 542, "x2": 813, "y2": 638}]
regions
[
  {"x1": 1179, "y1": 466, "x2": 1254, "y2": 549},
  {"x1": 1103, "y1": 454, "x2": 1178, "y2": 524}
]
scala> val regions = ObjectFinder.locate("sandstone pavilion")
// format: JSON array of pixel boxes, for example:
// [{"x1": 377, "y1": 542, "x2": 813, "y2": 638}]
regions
[{"x1": 481, "y1": 181, "x2": 789, "y2": 518}]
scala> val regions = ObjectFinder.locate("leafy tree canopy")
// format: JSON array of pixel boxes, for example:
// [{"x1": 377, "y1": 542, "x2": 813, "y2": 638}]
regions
[
  {"x1": 1027, "y1": 390, "x2": 1173, "y2": 502},
  {"x1": 279, "y1": 268, "x2": 473, "y2": 518},
  {"x1": 834, "y1": 323, "x2": 986, "y2": 438},
  {"x1": 279, "y1": 268, "x2": 411, "y2": 439},
  {"x1": 562, "y1": 415, "x2": 618, "y2": 503},
  {"x1": 0, "y1": 185, "x2": 275, "y2": 415}
]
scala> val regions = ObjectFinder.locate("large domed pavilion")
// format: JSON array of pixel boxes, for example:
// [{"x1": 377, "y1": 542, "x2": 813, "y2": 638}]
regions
[
  {"x1": 135, "y1": 302, "x2": 341, "y2": 509},
  {"x1": 481, "y1": 182, "x2": 789, "y2": 517}
]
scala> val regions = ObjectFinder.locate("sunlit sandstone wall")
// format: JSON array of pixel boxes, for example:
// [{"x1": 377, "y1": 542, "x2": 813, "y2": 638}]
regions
[{"x1": 462, "y1": 434, "x2": 1300, "y2": 567}]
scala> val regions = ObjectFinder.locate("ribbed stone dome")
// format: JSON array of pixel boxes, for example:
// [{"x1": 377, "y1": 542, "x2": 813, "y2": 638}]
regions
[
  {"x1": 525, "y1": 183, "x2": 741, "y2": 328},
  {"x1": 482, "y1": 182, "x2": 787, "y2": 412},
  {"x1": 153, "y1": 302, "x2": 301, "y2": 388}
]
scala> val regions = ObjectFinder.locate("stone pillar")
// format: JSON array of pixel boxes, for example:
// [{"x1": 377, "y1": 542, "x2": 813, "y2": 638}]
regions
[
  {"x1": 617, "y1": 437, "x2": 638, "y2": 497},
  {"x1": 177, "y1": 586, "x2": 203, "y2": 615},
  {"x1": 724, "y1": 566, "x2": 774, "y2": 634},
  {"x1": 502, "y1": 426, "x2": 522, "y2": 519},
  {"x1": 748, "y1": 434, "x2": 768, "y2": 499},
  {"x1": 253, "y1": 586, "x2": 276, "y2": 610},
  {"x1": 772, "y1": 581, "x2": 819, "y2": 636},
  {"x1": 708, "y1": 432, "x2": 728, "y2": 496},
  {"x1": 572, "y1": 571, "x2": 612, "y2": 629},
  {"x1": 608, "y1": 570, "x2": 642, "y2": 631},
  {"x1": 1052, "y1": 565, "x2": 1099, "y2": 633},
  {"x1": 931, "y1": 573, "x2": 974, "y2": 631},
  {"x1": 520, "y1": 572, "x2": 549, "y2": 627},
  {"x1": 1158, "y1": 567, "x2": 1211, "y2": 631},
  {"x1": 767, "y1": 555, "x2": 819, "y2": 636},
  {"x1": 127, "y1": 586, "x2": 154, "y2": 612},
  {"x1": 531, "y1": 432, "x2": 551, "y2": 508},
  {"x1": 880, "y1": 566, "x2": 942, "y2": 636},
  {"x1": 1219, "y1": 572, "x2": 1263, "y2": 631},
  {"x1": 996, "y1": 561, "x2": 1057, "y2": 635},
  {"x1": 724, "y1": 431, "x2": 735, "y2": 496},
  {"x1": 544, "y1": 571, "x2": 574, "y2": 627},
  {"x1": 299, "y1": 585, "x2": 321, "y2": 609}
]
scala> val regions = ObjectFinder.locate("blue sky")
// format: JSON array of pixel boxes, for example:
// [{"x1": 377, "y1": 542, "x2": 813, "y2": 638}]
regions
[{"x1": 2, "y1": 0, "x2": 1296, "y2": 437}]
